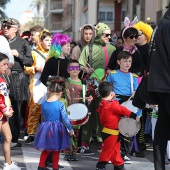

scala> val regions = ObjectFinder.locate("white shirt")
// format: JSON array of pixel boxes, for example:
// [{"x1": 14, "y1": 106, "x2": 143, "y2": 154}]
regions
[{"x1": 0, "y1": 35, "x2": 14, "y2": 64}]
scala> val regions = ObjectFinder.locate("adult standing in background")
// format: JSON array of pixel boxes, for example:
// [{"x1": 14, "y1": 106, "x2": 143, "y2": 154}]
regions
[
  {"x1": 71, "y1": 24, "x2": 95, "y2": 60},
  {"x1": 78, "y1": 22, "x2": 116, "y2": 149},
  {"x1": 2, "y1": 18, "x2": 33, "y2": 147},
  {"x1": 148, "y1": 3, "x2": 170, "y2": 170}
]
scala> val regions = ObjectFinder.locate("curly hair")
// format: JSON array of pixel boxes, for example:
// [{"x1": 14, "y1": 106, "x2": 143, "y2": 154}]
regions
[
  {"x1": 49, "y1": 34, "x2": 71, "y2": 59},
  {"x1": 133, "y1": 21, "x2": 153, "y2": 43}
]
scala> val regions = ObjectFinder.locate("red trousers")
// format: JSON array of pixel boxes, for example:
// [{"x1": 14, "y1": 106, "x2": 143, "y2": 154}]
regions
[{"x1": 98, "y1": 135, "x2": 124, "y2": 166}]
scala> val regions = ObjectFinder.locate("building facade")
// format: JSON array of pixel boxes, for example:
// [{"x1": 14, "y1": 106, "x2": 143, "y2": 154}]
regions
[{"x1": 45, "y1": 0, "x2": 170, "y2": 41}]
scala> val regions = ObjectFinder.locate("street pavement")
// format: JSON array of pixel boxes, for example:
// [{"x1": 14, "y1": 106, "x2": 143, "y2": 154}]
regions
[{"x1": 0, "y1": 136, "x2": 170, "y2": 170}]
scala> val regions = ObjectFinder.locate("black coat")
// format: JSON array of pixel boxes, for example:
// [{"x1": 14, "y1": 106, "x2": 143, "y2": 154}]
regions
[{"x1": 148, "y1": 9, "x2": 170, "y2": 93}]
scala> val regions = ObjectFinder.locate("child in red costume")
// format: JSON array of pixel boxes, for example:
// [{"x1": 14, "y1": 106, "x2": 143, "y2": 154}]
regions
[{"x1": 96, "y1": 82, "x2": 139, "y2": 170}]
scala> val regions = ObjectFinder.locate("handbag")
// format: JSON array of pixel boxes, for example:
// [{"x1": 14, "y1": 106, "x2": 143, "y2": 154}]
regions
[{"x1": 132, "y1": 75, "x2": 158, "y2": 109}]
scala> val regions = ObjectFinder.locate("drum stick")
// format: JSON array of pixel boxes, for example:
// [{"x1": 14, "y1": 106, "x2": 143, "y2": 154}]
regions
[
  {"x1": 119, "y1": 135, "x2": 130, "y2": 142},
  {"x1": 73, "y1": 97, "x2": 90, "y2": 100},
  {"x1": 81, "y1": 71, "x2": 85, "y2": 79},
  {"x1": 124, "y1": 95, "x2": 133, "y2": 105},
  {"x1": 86, "y1": 63, "x2": 100, "y2": 81},
  {"x1": 57, "y1": 60, "x2": 60, "y2": 76}
]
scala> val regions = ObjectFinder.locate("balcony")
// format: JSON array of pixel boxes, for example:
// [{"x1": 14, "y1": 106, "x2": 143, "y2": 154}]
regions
[
  {"x1": 50, "y1": 1, "x2": 64, "y2": 13},
  {"x1": 50, "y1": 22, "x2": 63, "y2": 33}
]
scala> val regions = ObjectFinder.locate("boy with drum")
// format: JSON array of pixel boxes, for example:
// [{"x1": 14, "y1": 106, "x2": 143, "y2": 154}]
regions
[
  {"x1": 96, "y1": 81, "x2": 139, "y2": 170},
  {"x1": 107, "y1": 51, "x2": 141, "y2": 164},
  {"x1": 65, "y1": 59, "x2": 93, "y2": 161}
]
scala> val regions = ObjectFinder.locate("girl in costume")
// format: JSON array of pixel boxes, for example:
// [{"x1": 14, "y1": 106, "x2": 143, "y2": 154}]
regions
[
  {"x1": 40, "y1": 33, "x2": 71, "y2": 86},
  {"x1": 24, "y1": 30, "x2": 52, "y2": 144},
  {"x1": 0, "y1": 52, "x2": 21, "y2": 170},
  {"x1": 34, "y1": 76, "x2": 74, "y2": 170}
]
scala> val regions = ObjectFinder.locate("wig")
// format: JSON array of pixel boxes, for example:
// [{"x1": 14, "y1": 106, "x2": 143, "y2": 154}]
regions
[
  {"x1": 49, "y1": 33, "x2": 71, "y2": 59},
  {"x1": 133, "y1": 21, "x2": 153, "y2": 43}
]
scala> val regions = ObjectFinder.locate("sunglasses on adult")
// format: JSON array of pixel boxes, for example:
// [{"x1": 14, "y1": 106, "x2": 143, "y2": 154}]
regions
[
  {"x1": 129, "y1": 35, "x2": 138, "y2": 39},
  {"x1": 2, "y1": 24, "x2": 17, "y2": 29},
  {"x1": 102, "y1": 33, "x2": 112, "y2": 38}
]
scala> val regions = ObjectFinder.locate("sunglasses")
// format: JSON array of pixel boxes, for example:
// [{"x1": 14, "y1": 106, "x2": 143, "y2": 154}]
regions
[
  {"x1": 102, "y1": 33, "x2": 112, "y2": 38},
  {"x1": 2, "y1": 24, "x2": 17, "y2": 29},
  {"x1": 129, "y1": 35, "x2": 138, "y2": 39}
]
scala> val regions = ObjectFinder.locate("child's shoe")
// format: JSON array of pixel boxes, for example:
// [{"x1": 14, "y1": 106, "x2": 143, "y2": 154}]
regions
[
  {"x1": 3, "y1": 162, "x2": 21, "y2": 170},
  {"x1": 70, "y1": 155, "x2": 78, "y2": 161},
  {"x1": 37, "y1": 166, "x2": 49, "y2": 170},
  {"x1": 64, "y1": 155, "x2": 72, "y2": 161}
]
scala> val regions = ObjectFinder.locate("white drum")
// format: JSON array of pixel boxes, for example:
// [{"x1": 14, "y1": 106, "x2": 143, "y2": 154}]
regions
[
  {"x1": 121, "y1": 100, "x2": 138, "y2": 113},
  {"x1": 118, "y1": 117, "x2": 141, "y2": 137},
  {"x1": 67, "y1": 103, "x2": 89, "y2": 126}
]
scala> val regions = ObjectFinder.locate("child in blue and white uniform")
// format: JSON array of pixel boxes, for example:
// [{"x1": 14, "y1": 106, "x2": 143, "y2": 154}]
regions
[{"x1": 34, "y1": 76, "x2": 74, "y2": 170}]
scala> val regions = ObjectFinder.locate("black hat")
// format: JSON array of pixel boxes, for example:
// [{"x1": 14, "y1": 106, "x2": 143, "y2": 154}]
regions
[
  {"x1": 166, "y1": 2, "x2": 170, "y2": 9},
  {"x1": 2, "y1": 18, "x2": 20, "y2": 27}
]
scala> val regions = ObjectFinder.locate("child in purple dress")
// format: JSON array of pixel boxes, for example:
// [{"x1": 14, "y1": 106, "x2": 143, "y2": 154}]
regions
[{"x1": 34, "y1": 76, "x2": 74, "y2": 170}]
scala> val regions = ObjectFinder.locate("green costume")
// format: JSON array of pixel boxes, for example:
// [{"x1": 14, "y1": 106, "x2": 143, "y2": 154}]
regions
[
  {"x1": 78, "y1": 23, "x2": 116, "y2": 144},
  {"x1": 78, "y1": 22, "x2": 116, "y2": 81}
]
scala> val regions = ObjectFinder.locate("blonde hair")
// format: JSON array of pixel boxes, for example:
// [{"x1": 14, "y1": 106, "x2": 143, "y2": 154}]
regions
[{"x1": 133, "y1": 21, "x2": 153, "y2": 43}]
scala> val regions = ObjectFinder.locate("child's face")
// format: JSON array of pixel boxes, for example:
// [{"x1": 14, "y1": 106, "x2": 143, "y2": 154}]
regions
[
  {"x1": 67, "y1": 63, "x2": 80, "y2": 77},
  {"x1": 0, "y1": 58, "x2": 8, "y2": 74},
  {"x1": 62, "y1": 43, "x2": 70, "y2": 56},
  {"x1": 40, "y1": 36, "x2": 52, "y2": 50},
  {"x1": 117, "y1": 57, "x2": 132, "y2": 72}
]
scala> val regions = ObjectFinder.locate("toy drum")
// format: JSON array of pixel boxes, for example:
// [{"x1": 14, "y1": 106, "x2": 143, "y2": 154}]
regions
[
  {"x1": 118, "y1": 117, "x2": 141, "y2": 137},
  {"x1": 121, "y1": 100, "x2": 138, "y2": 113},
  {"x1": 67, "y1": 103, "x2": 89, "y2": 126}
]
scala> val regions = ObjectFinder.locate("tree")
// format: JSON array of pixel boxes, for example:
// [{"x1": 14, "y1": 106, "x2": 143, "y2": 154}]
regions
[
  {"x1": 30, "y1": 0, "x2": 47, "y2": 25},
  {"x1": 0, "y1": 0, "x2": 10, "y2": 20}
]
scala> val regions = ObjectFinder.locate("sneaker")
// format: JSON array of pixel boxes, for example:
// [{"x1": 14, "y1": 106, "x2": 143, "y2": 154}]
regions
[
  {"x1": 64, "y1": 155, "x2": 72, "y2": 161},
  {"x1": 45, "y1": 162, "x2": 64, "y2": 170},
  {"x1": 11, "y1": 142, "x2": 22, "y2": 148},
  {"x1": 165, "y1": 159, "x2": 169, "y2": 165},
  {"x1": 37, "y1": 166, "x2": 49, "y2": 170},
  {"x1": 81, "y1": 141, "x2": 89, "y2": 149},
  {"x1": 3, "y1": 162, "x2": 21, "y2": 170},
  {"x1": 25, "y1": 136, "x2": 34, "y2": 144},
  {"x1": 123, "y1": 155, "x2": 131, "y2": 164},
  {"x1": 96, "y1": 168, "x2": 106, "y2": 170},
  {"x1": 70, "y1": 155, "x2": 78, "y2": 161},
  {"x1": 135, "y1": 151, "x2": 145, "y2": 158},
  {"x1": 77, "y1": 146, "x2": 95, "y2": 155}
]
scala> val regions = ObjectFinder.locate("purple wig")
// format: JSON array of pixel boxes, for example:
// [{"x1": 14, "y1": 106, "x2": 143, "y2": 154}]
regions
[{"x1": 49, "y1": 33, "x2": 71, "y2": 59}]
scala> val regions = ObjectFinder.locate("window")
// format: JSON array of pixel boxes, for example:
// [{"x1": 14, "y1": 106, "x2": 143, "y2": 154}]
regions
[{"x1": 99, "y1": 6, "x2": 114, "y2": 22}]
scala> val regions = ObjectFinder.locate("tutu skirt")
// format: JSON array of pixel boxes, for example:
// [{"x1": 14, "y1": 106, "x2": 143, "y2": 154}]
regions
[{"x1": 34, "y1": 121, "x2": 71, "y2": 151}]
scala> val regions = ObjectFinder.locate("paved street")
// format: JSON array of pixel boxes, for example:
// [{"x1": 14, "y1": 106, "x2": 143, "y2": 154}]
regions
[{"x1": 0, "y1": 135, "x2": 170, "y2": 170}]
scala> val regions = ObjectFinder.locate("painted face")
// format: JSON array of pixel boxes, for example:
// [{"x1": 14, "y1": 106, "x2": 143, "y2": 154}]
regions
[
  {"x1": 83, "y1": 29, "x2": 93, "y2": 43},
  {"x1": 40, "y1": 36, "x2": 52, "y2": 50},
  {"x1": 0, "y1": 58, "x2": 9, "y2": 74},
  {"x1": 62, "y1": 43, "x2": 70, "y2": 56},
  {"x1": 117, "y1": 57, "x2": 132, "y2": 72},
  {"x1": 30, "y1": 31, "x2": 40, "y2": 44},
  {"x1": 67, "y1": 63, "x2": 80, "y2": 76},
  {"x1": 101, "y1": 29, "x2": 111, "y2": 44}
]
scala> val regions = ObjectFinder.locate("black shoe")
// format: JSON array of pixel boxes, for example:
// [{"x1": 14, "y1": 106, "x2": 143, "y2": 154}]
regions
[
  {"x1": 37, "y1": 166, "x2": 49, "y2": 170},
  {"x1": 25, "y1": 136, "x2": 35, "y2": 144},
  {"x1": 77, "y1": 147, "x2": 95, "y2": 155},
  {"x1": 45, "y1": 162, "x2": 64, "y2": 170},
  {"x1": 135, "y1": 151, "x2": 145, "y2": 158},
  {"x1": 11, "y1": 142, "x2": 22, "y2": 148}
]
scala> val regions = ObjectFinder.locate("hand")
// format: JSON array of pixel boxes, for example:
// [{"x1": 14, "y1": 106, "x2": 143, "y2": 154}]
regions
[
  {"x1": 11, "y1": 49, "x2": 19, "y2": 57},
  {"x1": 36, "y1": 66, "x2": 43, "y2": 72},
  {"x1": 3, "y1": 109, "x2": 14, "y2": 118},
  {"x1": 83, "y1": 67, "x2": 94, "y2": 75},
  {"x1": 69, "y1": 129, "x2": 74, "y2": 136},
  {"x1": 87, "y1": 95, "x2": 93, "y2": 103},
  {"x1": 136, "y1": 117, "x2": 140, "y2": 122}
]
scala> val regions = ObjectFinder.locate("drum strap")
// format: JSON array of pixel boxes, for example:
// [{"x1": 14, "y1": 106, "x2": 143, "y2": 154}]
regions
[{"x1": 102, "y1": 127, "x2": 119, "y2": 135}]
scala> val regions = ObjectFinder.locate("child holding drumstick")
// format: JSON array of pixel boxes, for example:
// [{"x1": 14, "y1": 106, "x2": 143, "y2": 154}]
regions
[
  {"x1": 96, "y1": 81, "x2": 139, "y2": 170},
  {"x1": 65, "y1": 59, "x2": 93, "y2": 161},
  {"x1": 107, "y1": 51, "x2": 140, "y2": 164}
]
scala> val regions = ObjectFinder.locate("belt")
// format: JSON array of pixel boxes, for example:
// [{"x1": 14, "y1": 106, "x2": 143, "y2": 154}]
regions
[{"x1": 102, "y1": 127, "x2": 119, "y2": 135}]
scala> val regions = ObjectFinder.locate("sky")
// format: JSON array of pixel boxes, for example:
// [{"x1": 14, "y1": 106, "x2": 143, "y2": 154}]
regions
[{"x1": 4, "y1": 0, "x2": 35, "y2": 20}]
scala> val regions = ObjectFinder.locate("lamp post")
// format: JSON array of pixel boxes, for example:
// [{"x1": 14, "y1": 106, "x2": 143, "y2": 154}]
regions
[{"x1": 146, "y1": 17, "x2": 150, "y2": 23}]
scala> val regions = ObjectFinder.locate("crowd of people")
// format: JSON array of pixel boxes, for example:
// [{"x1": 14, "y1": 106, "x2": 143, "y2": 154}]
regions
[{"x1": 0, "y1": 3, "x2": 170, "y2": 170}]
